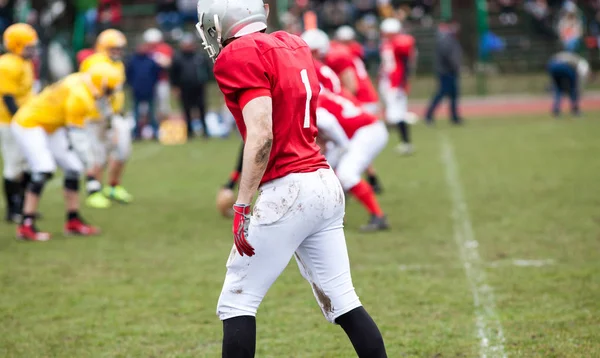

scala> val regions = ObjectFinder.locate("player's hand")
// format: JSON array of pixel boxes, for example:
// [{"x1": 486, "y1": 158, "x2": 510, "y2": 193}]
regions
[{"x1": 232, "y1": 204, "x2": 255, "y2": 257}]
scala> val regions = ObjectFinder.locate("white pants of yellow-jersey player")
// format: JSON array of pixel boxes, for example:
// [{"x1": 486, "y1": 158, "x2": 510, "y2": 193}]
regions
[
  {"x1": 216, "y1": 168, "x2": 362, "y2": 324},
  {"x1": 84, "y1": 115, "x2": 132, "y2": 170},
  {"x1": 11, "y1": 123, "x2": 84, "y2": 174},
  {"x1": 0, "y1": 124, "x2": 28, "y2": 180}
]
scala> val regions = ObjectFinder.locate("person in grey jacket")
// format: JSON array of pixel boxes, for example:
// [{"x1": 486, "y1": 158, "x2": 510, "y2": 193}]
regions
[
  {"x1": 425, "y1": 19, "x2": 463, "y2": 125},
  {"x1": 170, "y1": 33, "x2": 211, "y2": 138}
]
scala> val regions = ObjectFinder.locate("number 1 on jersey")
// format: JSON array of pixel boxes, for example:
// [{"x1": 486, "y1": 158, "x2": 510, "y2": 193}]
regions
[{"x1": 300, "y1": 69, "x2": 312, "y2": 128}]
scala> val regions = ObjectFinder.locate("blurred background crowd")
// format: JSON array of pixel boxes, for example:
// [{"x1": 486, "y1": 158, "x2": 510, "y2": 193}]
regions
[{"x1": 0, "y1": 0, "x2": 598, "y2": 139}]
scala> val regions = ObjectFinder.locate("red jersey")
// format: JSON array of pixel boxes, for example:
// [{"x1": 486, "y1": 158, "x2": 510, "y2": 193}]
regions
[
  {"x1": 151, "y1": 42, "x2": 174, "y2": 80},
  {"x1": 318, "y1": 90, "x2": 377, "y2": 138},
  {"x1": 214, "y1": 31, "x2": 329, "y2": 184},
  {"x1": 380, "y1": 34, "x2": 416, "y2": 90},
  {"x1": 326, "y1": 41, "x2": 378, "y2": 104},
  {"x1": 313, "y1": 59, "x2": 343, "y2": 95},
  {"x1": 347, "y1": 40, "x2": 364, "y2": 59}
]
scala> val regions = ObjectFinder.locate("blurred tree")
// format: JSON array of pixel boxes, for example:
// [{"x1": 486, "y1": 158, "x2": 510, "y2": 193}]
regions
[{"x1": 265, "y1": 0, "x2": 280, "y2": 30}]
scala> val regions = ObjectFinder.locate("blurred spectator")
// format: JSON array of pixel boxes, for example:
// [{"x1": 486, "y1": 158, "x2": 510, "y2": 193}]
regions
[
  {"x1": 525, "y1": 0, "x2": 555, "y2": 38},
  {"x1": 143, "y1": 28, "x2": 173, "y2": 124},
  {"x1": 177, "y1": 0, "x2": 196, "y2": 23},
  {"x1": 547, "y1": 51, "x2": 589, "y2": 116},
  {"x1": 126, "y1": 43, "x2": 162, "y2": 140},
  {"x1": 170, "y1": 33, "x2": 211, "y2": 138},
  {"x1": 353, "y1": 0, "x2": 378, "y2": 20},
  {"x1": 425, "y1": 19, "x2": 463, "y2": 125},
  {"x1": 557, "y1": 1, "x2": 582, "y2": 52},
  {"x1": 156, "y1": 0, "x2": 181, "y2": 36},
  {"x1": 96, "y1": 0, "x2": 120, "y2": 33},
  {"x1": 0, "y1": 0, "x2": 16, "y2": 36},
  {"x1": 497, "y1": 0, "x2": 518, "y2": 25},
  {"x1": 320, "y1": 0, "x2": 353, "y2": 32}
]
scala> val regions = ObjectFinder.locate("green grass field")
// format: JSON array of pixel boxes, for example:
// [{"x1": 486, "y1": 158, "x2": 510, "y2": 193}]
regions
[{"x1": 1, "y1": 112, "x2": 599, "y2": 357}]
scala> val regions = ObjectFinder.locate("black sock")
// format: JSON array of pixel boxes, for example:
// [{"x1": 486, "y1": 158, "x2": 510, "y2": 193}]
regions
[
  {"x1": 335, "y1": 307, "x2": 387, "y2": 358},
  {"x1": 4, "y1": 178, "x2": 22, "y2": 214},
  {"x1": 22, "y1": 213, "x2": 35, "y2": 225},
  {"x1": 67, "y1": 211, "x2": 79, "y2": 221},
  {"x1": 367, "y1": 174, "x2": 379, "y2": 188},
  {"x1": 397, "y1": 122, "x2": 410, "y2": 144},
  {"x1": 222, "y1": 316, "x2": 256, "y2": 358}
]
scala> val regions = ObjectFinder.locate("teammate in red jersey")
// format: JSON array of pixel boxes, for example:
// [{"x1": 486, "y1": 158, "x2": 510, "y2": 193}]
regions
[
  {"x1": 335, "y1": 25, "x2": 365, "y2": 60},
  {"x1": 196, "y1": 1, "x2": 387, "y2": 357},
  {"x1": 302, "y1": 28, "x2": 384, "y2": 193},
  {"x1": 316, "y1": 90, "x2": 390, "y2": 231},
  {"x1": 379, "y1": 18, "x2": 417, "y2": 155}
]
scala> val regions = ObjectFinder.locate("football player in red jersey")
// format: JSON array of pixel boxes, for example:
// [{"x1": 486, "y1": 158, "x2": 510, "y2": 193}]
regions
[
  {"x1": 316, "y1": 90, "x2": 390, "y2": 231},
  {"x1": 302, "y1": 28, "x2": 385, "y2": 194},
  {"x1": 379, "y1": 18, "x2": 417, "y2": 155},
  {"x1": 196, "y1": 1, "x2": 387, "y2": 357},
  {"x1": 335, "y1": 26, "x2": 365, "y2": 60}
]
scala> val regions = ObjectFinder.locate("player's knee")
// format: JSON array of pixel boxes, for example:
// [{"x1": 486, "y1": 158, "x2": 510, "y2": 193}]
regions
[
  {"x1": 27, "y1": 172, "x2": 53, "y2": 195},
  {"x1": 336, "y1": 169, "x2": 360, "y2": 191},
  {"x1": 216, "y1": 292, "x2": 260, "y2": 321},
  {"x1": 3, "y1": 163, "x2": 22, "y2": 181},
  {"x1": 63, "y1": 170, "x2": 80, "y2": 191}
]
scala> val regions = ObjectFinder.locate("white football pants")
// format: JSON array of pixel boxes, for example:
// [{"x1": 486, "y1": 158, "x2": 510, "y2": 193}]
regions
[
  {"x1": 379, "y1": 79, "x2": 408, "y2": 124},
  {"x1": 217, "y1": 168, "x2": 362, "y2": 324},
  {"x1": 0, "y1": 124, "x2": 27, "y2": 180},
  {"x1": 336, "y1": 121, "x2": 389, "y2": 191},
  {"x1": 11, "y1": 123, "x2": 84, "y2": 174}
]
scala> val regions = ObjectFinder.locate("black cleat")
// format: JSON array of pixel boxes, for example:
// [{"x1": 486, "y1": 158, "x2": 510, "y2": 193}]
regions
[{"x1": 360, "y1": 215, "x2": 390, "y2": 232}]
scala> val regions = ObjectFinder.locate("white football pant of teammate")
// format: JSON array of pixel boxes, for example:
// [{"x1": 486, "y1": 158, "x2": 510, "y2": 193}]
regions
[
  {"x1": 11, "y1": 123, "x2": 84, "y2": 174},
  {"x1": 85, "y1": 115, "x2": 132, "y2": 171},
  {"x1": 335, "y1": 122, "x2": 388, "y2": 191},
  {"x1": 217, "y1": 168, "x2": 362, "y2": 324},
  {"x1": 0, "y1": 125, "x2": 27, "y2": 181},
  {"x1": 379, "y1": 78, "x2": 408, "y2": 125}
]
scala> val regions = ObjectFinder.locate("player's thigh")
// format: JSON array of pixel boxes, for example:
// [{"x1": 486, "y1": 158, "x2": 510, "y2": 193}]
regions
[
  {"x1": 384, "y1": 89, "x2": 408, "y2": 124},
  {"x1": 48, "y1": 128, "x2": 84, "y2": 173},
  {"x1": 217, "y1": 177, "x2": 310, "y2": 320},
  {"x1": 294, "y1": 205, "x2": 360, "y2": 322},
  {"x1": 11, "y1": 123, "x2": 56, "y2": 173}
]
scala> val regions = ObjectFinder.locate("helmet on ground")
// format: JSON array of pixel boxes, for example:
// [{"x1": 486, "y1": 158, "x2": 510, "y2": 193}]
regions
[
  {"x1": 96, "y1": 29, "x2": 127, "y2": 61},
  {"x1": 380, "y1": 18, "x2": 402, "y2": 34},
  {"x1": 3, "y1": 23, "x2": 38, "y2": 58},
  {"x1": 301, "y1": 29, "x2": 330, "y2": 57},
  {"x1": 196, "y1": 0, "x2": 268, "y2": 61},
  {"x1": 335, "y1": 25, "x2": 356, "y2": 42},
  {"x1": 143, "y1": 28, "x2": 163, "y2": 44},
  {"x1": 216, "y1": 188, "x2": 235, "y2": 218},
  {"x1": 85, "y1": 62, "x2": 123, "y2": 98}
]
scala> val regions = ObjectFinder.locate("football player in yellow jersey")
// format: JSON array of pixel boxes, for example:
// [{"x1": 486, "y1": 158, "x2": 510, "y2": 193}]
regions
[
  {"x1": 11, "y1": 62, "x2": 123, "y2": 241},
  {"x1": 0, "y1": 23, "x2": 37, "y2": 223},
  {"x1": 79, "y1": 28, "x2": 134, "y2": 209}
]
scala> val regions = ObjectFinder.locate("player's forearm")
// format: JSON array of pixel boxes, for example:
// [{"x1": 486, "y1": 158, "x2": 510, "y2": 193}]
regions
[
  {"x1": 340, "y1": 70, "x2": 358, "y2": 95},
  {"x1": 236, "y1": 97, "x2": 273, "y2": 205}
]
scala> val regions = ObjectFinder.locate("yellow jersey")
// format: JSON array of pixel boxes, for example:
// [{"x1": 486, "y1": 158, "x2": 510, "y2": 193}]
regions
[
  {"x1": 0, "y1": 53, "x2": 34, "y2": 125},
  {"x1": 14, "y1": 73, "x2": 97, "y2": 133},
  {"x1": 79, "y1": 52, "x2": 126, "y2": 118}
]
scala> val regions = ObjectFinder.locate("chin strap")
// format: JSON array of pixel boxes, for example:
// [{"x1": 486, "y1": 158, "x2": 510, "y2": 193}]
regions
[{"x1": 196, "y1": 12, "x2": 223, "y2": 62}]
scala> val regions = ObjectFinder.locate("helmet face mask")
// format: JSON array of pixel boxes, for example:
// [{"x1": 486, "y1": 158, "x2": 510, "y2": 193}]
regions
[
  {"x1": 196, "y1": 0, "x2": 268, "y2": 62},
  {"x1": 96, "y1": 29, "x2": 127, "y2": 62},
  {"x1": 20, "y1": 44, "x2": 38, "y2": 60}
]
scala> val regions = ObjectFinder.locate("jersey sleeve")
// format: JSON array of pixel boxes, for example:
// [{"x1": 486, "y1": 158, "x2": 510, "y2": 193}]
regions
[
  {"x1": 214, "y1": 44, "x2": 272, "y2": 110},
  {"x1": 0, "y1": 57, "x2": 22, "y2": 94},
  {"x1": 326, "y1": 51, "x2": 354, "y2": 75},
  {"x1": 394, "y1": 36, "x2": 416, "y2": 58},
  {"x1": 65, "y1": 94, "x2": 93, "y2": 128}
]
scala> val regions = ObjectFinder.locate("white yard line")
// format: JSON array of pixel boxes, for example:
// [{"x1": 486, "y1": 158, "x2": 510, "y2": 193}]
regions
[{"x1": 440, "y1": 134, "x2": 507, "y2": 358}]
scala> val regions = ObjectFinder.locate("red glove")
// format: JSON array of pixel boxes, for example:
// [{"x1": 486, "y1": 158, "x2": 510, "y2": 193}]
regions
[{"x1": 232, "y1": 204, "x2": 255, "y2": 257}]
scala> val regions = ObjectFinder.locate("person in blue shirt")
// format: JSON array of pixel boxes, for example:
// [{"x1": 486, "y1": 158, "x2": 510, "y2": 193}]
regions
[
  {"x1": 126, "y1": 43, "x2": 161, "y2": 139},
  {"x1": 547, "y1": 51, "x2": 590, "y2": 117}
]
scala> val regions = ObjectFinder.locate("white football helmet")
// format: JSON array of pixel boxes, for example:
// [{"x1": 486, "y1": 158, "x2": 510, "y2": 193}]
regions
[
  {"x1": 380, "y1": 18, "x2": 402, "y2": 34},
  {"x1": 196, "y1": 0, "x2": 268, "y2": 61},
  {"x1": 143, "y1": 28, "x2": 163, "y2": 44},
  {"x1": 335, "y1": 25, "x2": 356, "y2": 42},
  {"x1": 301, "y1": 29, "x2": 330, "y2": 57}
]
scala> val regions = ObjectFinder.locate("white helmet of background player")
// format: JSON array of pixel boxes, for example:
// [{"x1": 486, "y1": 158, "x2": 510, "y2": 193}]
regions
[
  {"x1": 334, "y1": 25, "x2": 356, "y2": 42},
  {"x1": 301, "y1": 29, "x2": 330, "y2": 57},
  {"x1": 380, "y1": 18, "x2": 402, "y2": 34},
  {"x1": 196, "y1": 0, "x2": 269, "y2": 61},
  {"x1": 143, "y1": 28, "x2": 163, "y2": 44}
]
